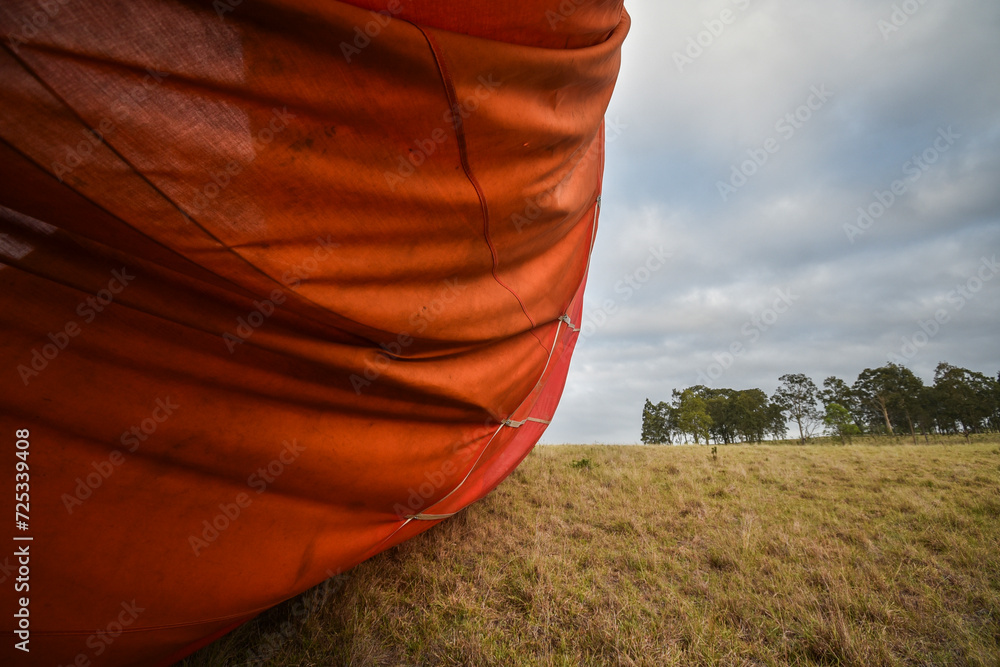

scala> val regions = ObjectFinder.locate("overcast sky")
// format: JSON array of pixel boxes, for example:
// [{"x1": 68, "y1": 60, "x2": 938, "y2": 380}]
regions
[{"x1": 542, "y1": 0, "x2": 1000, "y2": 444}]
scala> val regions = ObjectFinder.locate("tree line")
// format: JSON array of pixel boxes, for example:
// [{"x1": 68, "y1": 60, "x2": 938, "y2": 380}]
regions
[{"x1": 641, "y1": 362, "x2": 1000, "y2": 445}]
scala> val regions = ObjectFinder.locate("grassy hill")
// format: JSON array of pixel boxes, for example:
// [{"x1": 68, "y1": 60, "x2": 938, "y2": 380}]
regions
[{"x1": 182, "y1": 437, "x2": 1000, "y2": 666}]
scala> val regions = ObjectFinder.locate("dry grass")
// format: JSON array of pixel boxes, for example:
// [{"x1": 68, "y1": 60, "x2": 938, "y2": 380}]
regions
[{"x1": 182, "y1": 436, "x2": 1000, "y2": 666}]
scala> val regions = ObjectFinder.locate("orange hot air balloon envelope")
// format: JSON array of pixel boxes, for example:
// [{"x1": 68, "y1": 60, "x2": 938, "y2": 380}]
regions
[{"x1": 0, "y1": 1, "x2": 628, "y2": 664}]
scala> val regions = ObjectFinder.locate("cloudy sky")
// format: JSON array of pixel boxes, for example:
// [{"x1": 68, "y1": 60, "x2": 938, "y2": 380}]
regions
[{"x1": 542, "y1": 0, "x2": 1000, "y2": 444}]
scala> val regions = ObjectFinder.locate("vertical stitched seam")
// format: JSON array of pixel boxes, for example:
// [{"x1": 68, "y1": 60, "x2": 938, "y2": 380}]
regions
[{"x1": 414, "y1": 26, "x2": 540, "y2": 337}]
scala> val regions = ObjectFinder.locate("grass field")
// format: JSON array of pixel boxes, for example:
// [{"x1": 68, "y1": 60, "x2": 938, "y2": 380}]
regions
[{"x1": 182, "y1": 436, "x2": 1000, "y2": 666}]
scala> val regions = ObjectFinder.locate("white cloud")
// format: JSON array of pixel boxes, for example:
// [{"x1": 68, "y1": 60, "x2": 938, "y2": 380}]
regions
[{"x1": 543, "y1": 0, "x2": 1000, "y2": 443}]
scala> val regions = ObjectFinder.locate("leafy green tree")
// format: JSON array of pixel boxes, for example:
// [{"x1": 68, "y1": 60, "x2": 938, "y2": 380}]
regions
[
  {"x1": 733, "y1": 388, "x2": 770, "y2": 443},
  {"x1": 823, "y1": 403, "x2": 860, "y2": 444},
  {"x1": 672, "y1": 388, "x2": 713, "y2": 445},
  {"x1": 819, "y1": 376, "x2": 852, "y2": 408},
  {"x1": 646, "y1": 362, "x2": 998, "y2": 447},
  {"x1": 853, "y1": 364, "x2": 903, "y2": 436},
  {"x1": 912, "y1": 383, "x2": 938, "y2": 442},
  {"x1": 772, "y1": 373, "x2": 821, "y2": 444},
  {"x1": 703, "y1": 388, "x2": 738, "y2": 445},
  {"x1": 891, "y1": 366, "x2": 925, "y2": 445},
  {"x1": 820, "y1": 376, "x2": 862, "y2": 431},
  {"x1": 640, "y1": 399, "x2": 672, "y2": 445},
  {"x1": 852, "y1": 364, "x2": 924, "y2": 442},
  {"x1": 990, "y1": 371, "x2": 1000, "y2": 433},
  {"x1": 932, "y1": 363, "x2": 996, "y2": 440},
  {"x1": 765, "y1": 400, "x2": 788, "y2": 440}
]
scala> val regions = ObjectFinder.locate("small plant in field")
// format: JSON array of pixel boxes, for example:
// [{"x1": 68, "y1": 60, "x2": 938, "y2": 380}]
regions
[
  {"x1": 711, "y1": 446, "x2": 718, "y2": 461},
  {"x1": 570, "y1": 458, "x2": 592, "y2": 470}
]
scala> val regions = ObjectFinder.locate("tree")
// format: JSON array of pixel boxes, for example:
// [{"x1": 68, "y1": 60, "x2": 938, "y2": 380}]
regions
[
  {"x1": 819, "y1": 376, "x2": 852, "y2": 408},
  {"x1": 643, "y1": 362, "x2": 998, "y2": 447},
  {"x1": 819, "y1": 376, "x2": 862, "y2": 431},
  {"x1": 891, "y1": 366, "x2": 925, "y2": 445},
  {"x1": 765, "y1": 400, "x2": 788, "y2": 440},
  {"x1": 733, "y1": 388, "x2": 770, "y2": 443},
  {"x1": 703, "y1": 388, "x2": 738, "y2": 445},
  {"x1": 823, "y1": 403, "x2": 860, "y2": 444},
  {"x1": 772, "y1": 373, "x2": 821, "y2": 444},
  {"x1": 912, "y1": 383, "x2": 938, "y2": 442},
  {"x1": 640, "y1": 399, "x2": 672, "y2": 445},
  {"x1": 932, "y1": 363, "x2": 996, "y2": 441},
  {"x1": 853, "y1": 364, "x2": 900, "y2": 436},
  {"x1": 853, "y1": 364, "x2": 923, "y2": 442},
  {"x1": 990, "y1": 371, "x2": 1000, "y2": 433},
  {"x1": 672, "y1": 388, "x2": 713, "y2": 445}
]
